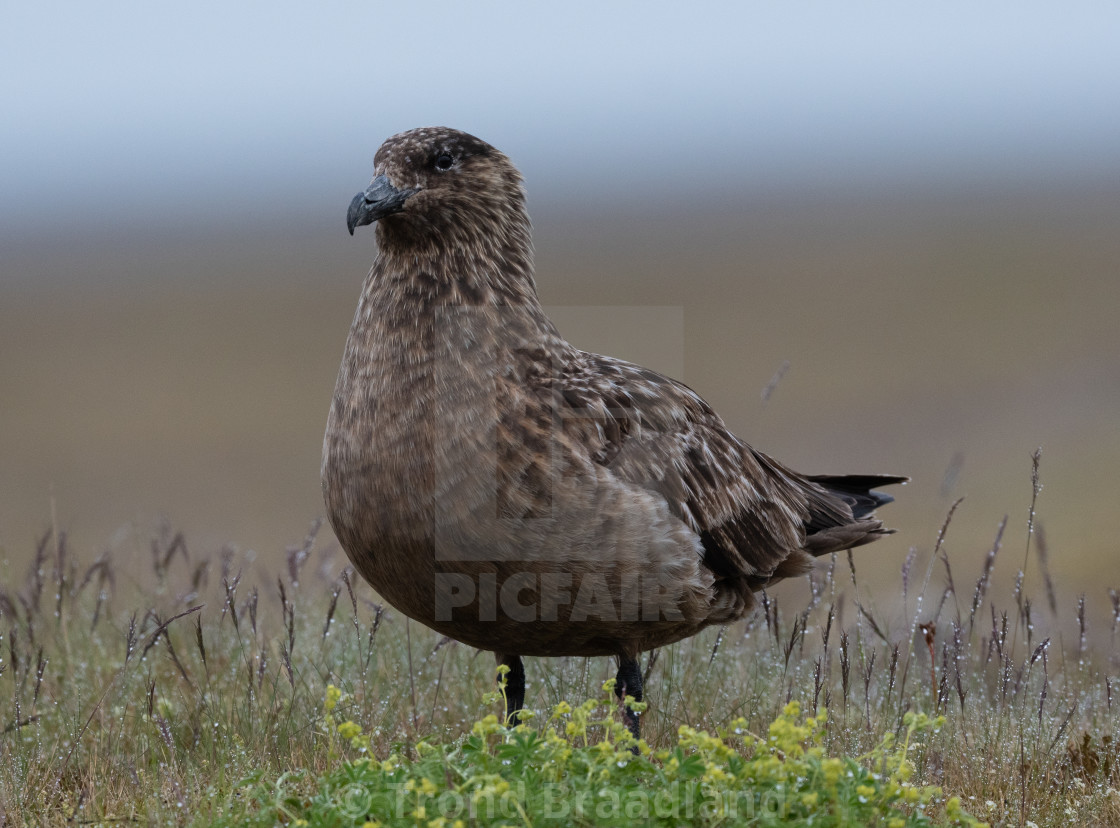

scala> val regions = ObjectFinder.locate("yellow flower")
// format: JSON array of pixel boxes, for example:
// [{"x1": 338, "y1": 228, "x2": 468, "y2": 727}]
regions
[
  {"x1": 420, "y1": 777, "x2": 439, "y2": 795},
  {"x1": 472, "y1": 714, "x2": 501, "y2": 737},
  {"x1": 894, "y1": 758, "x2": 914, "y2": 782},
  {"x1": 821, "y1": 757, "x2": 845, "y2": 786},
  {"x1": 324, "y1": 684, "x2": 341, "y2": 712},
  {"x1": 704, "y1": 763, "x2": 730, "y2": 782},
  {"x1": 337, "y1": 720, "x2": 363, "y2": 740}
]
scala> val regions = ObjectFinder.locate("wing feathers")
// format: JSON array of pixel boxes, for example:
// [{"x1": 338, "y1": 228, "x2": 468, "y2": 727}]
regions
[{"x1": 550, "y1": 352, "x2": 902, "y2": 584}]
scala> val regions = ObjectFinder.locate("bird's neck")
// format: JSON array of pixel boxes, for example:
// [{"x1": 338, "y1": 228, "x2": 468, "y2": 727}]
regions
[
  {"x1": 374, "y1": 213, "x2": 540, "y2": 309},
  {"x1": 350, "y1": 215, "x2": 567, "y2": 366}
]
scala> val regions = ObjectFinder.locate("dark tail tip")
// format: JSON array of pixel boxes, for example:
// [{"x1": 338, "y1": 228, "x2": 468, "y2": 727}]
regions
[
  {"x1": 808, "y1": 473, "x2": 907, "y2": 519},
  {"x1": 868, "y1": 489, "x2": 895, "y2": 509}
]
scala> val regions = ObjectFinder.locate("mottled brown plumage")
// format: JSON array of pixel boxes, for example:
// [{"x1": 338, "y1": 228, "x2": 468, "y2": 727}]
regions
[{"x1": 323, "y1": 127, "x2": 905, "y2": 737}]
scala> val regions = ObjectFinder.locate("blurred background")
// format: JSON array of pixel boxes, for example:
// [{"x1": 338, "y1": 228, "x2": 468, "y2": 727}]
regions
[{"x1": 3, "y1": 3, "x2": 1119, "y2": 623}]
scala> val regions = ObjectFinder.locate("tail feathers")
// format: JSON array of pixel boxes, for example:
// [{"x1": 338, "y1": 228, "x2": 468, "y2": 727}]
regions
[
  {"x1": 798, "y1": 473, "x2": 907, "y2": 558},
  {"x1": 804, "y1": 519, "x2": 895, "y2": 557},
  {"x1": 808, "y1": 474, "x2": 908, "y2": 520},
  {"x1": 741, "y1": 472, "x2": 907, "y2": 590}
]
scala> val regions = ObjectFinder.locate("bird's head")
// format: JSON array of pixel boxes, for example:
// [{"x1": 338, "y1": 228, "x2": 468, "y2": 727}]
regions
[{"x1": 347, "y1": 127, "x2": 528, "y2": 250}]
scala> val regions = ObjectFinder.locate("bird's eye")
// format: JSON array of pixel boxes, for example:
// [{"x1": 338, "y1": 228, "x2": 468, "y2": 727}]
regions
[{"x1": 434, "y1": 153, "x2": 454, "y2": 171}]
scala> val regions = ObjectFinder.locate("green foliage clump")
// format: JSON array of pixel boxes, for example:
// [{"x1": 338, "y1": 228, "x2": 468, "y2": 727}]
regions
[{"x1": 218, "y1": 682, "x2": 986, "y2": 827}]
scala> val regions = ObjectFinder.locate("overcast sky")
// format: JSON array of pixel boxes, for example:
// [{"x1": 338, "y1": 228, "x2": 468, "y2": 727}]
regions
[{"x1": 4, "y1": 2, "x2": 1120, "y2": 235}]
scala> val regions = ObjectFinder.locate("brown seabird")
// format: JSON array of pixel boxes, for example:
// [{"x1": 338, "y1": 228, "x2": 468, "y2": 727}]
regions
[{"x1": 323, "y1": 126, "x2": 905, "y2": 739}]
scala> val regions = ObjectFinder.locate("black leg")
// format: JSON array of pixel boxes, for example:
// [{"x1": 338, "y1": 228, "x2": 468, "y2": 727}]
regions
[
  {"x1": 497, "y1": 653, "x2": 525, "y2": 726},
  {"x1": 615, "y1": 654, "x2": 643, "y2": 741}
]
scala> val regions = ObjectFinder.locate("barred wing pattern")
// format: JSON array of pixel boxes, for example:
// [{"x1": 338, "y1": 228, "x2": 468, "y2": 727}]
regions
[{"x1": 543, "y1": 352, "x2": 901, "y2": 587}]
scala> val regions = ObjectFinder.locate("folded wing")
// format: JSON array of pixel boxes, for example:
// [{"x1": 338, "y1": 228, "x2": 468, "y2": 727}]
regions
[{"x1": 547, "y1": 351, "x2": 905, "y2": 585}]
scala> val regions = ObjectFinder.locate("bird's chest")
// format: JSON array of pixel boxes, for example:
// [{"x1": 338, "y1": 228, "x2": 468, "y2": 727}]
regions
[{"x1": 322, "y1": 306, "x2": 534, "y2": 545}]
